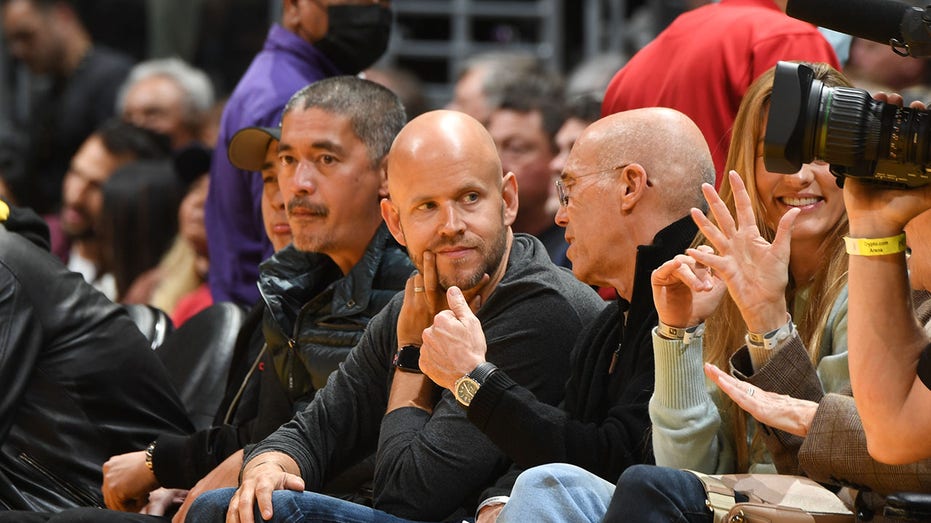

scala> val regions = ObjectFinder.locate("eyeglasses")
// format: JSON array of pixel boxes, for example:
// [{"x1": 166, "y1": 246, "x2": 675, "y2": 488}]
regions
[{"x1": 555, "y1": 164, "x2": 628, "y2": 207}]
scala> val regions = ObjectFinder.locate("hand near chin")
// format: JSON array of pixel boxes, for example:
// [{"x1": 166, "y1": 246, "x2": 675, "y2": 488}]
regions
[
  {"x1": 397, "y1": 251, "x2": 489, "y2": 347},
  {"x1": 397, "y1": 252, "x2": 447, "y2": 346},
  {"x1": 420, "y1": 286, "x2": 487, "y2": 390}
]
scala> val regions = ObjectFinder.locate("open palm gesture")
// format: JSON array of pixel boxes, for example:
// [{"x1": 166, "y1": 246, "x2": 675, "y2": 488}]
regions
[{"x1": 688, "y1": 170, "x2": 798, "y2": 333}]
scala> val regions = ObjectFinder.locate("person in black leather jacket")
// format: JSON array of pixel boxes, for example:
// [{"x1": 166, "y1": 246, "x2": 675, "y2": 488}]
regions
[
  {"x1": 83, "y1": 76, "x2": 413, "y2": 522},
  {"x1": 0, "y1": 198, "x2": 194, "y2": 513}
]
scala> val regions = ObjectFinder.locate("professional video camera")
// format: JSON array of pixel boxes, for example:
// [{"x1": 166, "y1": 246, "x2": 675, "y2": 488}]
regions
[
  {"x1": 764, "y1": 61, "x2": 931, "y2": 187},
  {"x1": 765, "y1": 0, "x2": 931, "y2": 187},
  {"x1": 786, "y1": 0, "x2": 931, "y2": 58}
]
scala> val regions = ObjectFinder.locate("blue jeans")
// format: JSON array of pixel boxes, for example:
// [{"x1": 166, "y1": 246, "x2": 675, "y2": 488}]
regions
[
  {"x1": 604, "y1": 465, "x2": 713, "y2": 523},
  {"x1": 186, "y1": 487, "x2": 439, "y2": 523},
  {"x1": 497, "y1": 463, "x2": 616, "y2": 523}
]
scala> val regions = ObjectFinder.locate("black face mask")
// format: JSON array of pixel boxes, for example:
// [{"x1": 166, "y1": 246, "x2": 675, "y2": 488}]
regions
[{"x1": 315, "y1": 5, "x2": 392, "y2": 74}]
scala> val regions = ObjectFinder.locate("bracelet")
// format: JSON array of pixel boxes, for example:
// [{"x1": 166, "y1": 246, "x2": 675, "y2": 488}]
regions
[
  {"x1": 475, "y1": 495, "x2": 509, "y2": 519},
  {"x1": 746, "y1": 315, "x2": 795, "y2": 351},
  {"x1": 144, "y1": 441, "x2": 156, "y2": 473},
  {"x1": 844, "y1": 233, "x2": 907, "y2": 256},
  {"x1": 656, "y1": 321, "x2": 705, "y2": 343}
]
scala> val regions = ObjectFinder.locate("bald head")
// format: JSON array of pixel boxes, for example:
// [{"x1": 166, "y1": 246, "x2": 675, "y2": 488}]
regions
[
  {"x1": 557, "y1": 108, "x2": 712, "y2": 296},
  {"x1": 381, "y1": 110, "x2": 518, "y2": 292},
  {"x1": 387, "y1": 110, "x2": 502, "y2": 191},
  {"x1": 571, "y1": 107, "x2": 714, "y2": 217}
]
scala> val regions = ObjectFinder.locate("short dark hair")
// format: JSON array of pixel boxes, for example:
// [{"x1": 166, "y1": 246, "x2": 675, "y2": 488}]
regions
[
  {"x1": 564, "y1": 91, "x2": 603, "y2": 125},
  {"x1": 497, "y1": 74, "x2": 566, "y2": 152},
  {"x1": 95, "y1": 119, "x2": 172, "y2": 162},
  {"x1": 283, "y1": 76, "x2": 407, "y2": 169}
]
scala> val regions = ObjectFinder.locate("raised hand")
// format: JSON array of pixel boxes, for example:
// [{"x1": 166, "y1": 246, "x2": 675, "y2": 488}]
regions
[
  {"x1": 651, "y1": 246, "x2": 727, "y2": 329},
  {"x1": 396, "y1": 252, "x2": 454, "y2": 347},
  {"x1": 688, "y1": 170, "x2": 798, "y2": 333}
]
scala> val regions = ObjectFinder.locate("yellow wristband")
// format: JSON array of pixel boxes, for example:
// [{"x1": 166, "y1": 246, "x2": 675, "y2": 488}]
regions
[
  {"x1": 0, "y1": 200, "x2": 8, "y2": 222},
  {"x1": 844, "y1": 233, "x2": 907, "y2": 256}
]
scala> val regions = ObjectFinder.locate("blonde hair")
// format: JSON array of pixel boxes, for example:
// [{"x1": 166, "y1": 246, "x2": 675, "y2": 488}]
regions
[
  {"x1": 696, "y1": 63, "x2": 852, "y2": 471},
  {"x1": 149, "y1": 236, "x2": 205, "y2": 315}
]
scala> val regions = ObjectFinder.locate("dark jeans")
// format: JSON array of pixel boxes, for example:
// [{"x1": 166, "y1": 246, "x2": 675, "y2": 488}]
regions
[
  {"x1": 604, "y1": 465, "x2": 713, "y2": 523},
  {"x1": 187, "y1": 488, "x2": 438, "y2": 523},
  {"x1": 0, "y1": 509, "x2": 168, "y2": 522}
]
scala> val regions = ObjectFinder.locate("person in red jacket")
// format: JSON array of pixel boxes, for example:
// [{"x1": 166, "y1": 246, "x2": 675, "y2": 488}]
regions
[{"x1": 601, "y1": 0, "x2": 839, "y2": 186}]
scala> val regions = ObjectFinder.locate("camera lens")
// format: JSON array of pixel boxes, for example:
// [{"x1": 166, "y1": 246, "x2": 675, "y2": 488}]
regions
[{"x1": 765, "y1": 61, "x2": 931, "y2": 187}]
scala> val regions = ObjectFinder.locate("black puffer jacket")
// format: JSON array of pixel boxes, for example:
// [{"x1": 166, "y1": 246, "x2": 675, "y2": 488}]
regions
[
  {"x1": 260, "y1": 224, "x2": 413, "y2": 407},
  {"x1": 0, "y1": 201, "x2": 193, "y2": 511},
  {"x1": 150, "y1": 224, "x2": 413, "y2": 490}
]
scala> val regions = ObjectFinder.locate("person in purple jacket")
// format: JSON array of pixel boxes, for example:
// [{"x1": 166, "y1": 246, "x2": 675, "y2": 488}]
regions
[{"x1": 205, "y1": 0, "x2": 391, "y2": 306}]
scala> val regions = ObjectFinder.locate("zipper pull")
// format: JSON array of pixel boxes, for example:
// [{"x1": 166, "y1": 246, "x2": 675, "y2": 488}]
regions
[
  {"x1": 288, "y1": 338, "x2": 296, "y2": 391},
  {"x1": 608, "y1": 344, "x2": 621, "y2": 374}
]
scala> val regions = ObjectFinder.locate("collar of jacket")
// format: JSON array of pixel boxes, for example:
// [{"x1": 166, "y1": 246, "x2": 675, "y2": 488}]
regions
[
  {"x1": 624, "y1": 215, "x2": 698, "y2": 332},
  {"x1": 258, "y1": 223, "x2": 401, "y2": 328},
  {"x1": 0, "y1": 199, "x2": 51, "y2": 251}
]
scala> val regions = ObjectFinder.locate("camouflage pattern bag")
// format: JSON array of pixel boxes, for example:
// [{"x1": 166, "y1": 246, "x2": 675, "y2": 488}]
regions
[{"x1": 687, "y1": 471, "x2": 855, "y2": 523}]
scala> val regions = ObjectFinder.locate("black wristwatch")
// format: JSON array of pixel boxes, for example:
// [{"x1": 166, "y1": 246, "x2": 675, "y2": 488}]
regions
[
  {"x1": 454, "y1": 362, "x2": 498, "y2": 408},
  {"x1": 393, "y1": 345, "x2": 422, "y2": 373}
]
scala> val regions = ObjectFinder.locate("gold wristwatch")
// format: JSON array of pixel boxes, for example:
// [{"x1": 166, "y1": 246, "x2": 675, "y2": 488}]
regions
[{"x1": 454, "y1": 362, "x2": 498, "y2": 408}]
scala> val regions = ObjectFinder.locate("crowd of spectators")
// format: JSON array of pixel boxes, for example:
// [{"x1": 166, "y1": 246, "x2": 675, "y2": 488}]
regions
[{"x1": 2, "y1": 0, "x2": 931, "y2": 522}]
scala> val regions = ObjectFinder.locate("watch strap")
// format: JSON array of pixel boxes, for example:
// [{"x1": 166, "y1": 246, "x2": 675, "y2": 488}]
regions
[
  {"x1": 144, "y1": 440, "x2": 156, "y2": 473},
  {"x1": 469, "y1": 361, "x2": 498, "y2": 384}
]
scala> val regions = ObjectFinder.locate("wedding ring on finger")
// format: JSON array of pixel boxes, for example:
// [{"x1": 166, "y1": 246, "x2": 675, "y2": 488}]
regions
[
  {"x1": 746, "y1": 385, "x2": 756, "y2": 397},
  {"x1": 414, "y1": 287, "x2": 425, "y2": 293}
]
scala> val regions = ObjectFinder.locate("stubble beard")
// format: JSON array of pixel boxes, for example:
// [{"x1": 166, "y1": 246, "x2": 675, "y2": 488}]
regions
[{"x1": 435, "y1": 226, "x2": 509, "y2": 291}]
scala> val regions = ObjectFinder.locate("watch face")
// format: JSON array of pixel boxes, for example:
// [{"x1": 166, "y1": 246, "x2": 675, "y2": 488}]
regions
[
  {"x1": 455, "y1": 376, "x2": 480, "y2": 406},
  {"x1": 394, "y1": 345, "x2": 421, "y2": 373}
]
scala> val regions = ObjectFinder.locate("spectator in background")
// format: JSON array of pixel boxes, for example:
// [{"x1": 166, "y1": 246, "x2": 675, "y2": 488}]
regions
[
  {"x1": 446, "y1": 51, "x2": 547, "y2": 126},
  {"x1": 564, "y1": 51, "x2": 627, "y2": 103},
  {"x1": 205, "y1": 0, "x2": 391, "y2": 307},
  {"x1": 98, "y1": 160, "x2": 184, "y2": 304},
  {"x1": 364, "y1": 65, "x2": 429, "y2": 120},
  {"x1": 487, "y1": 76, "x2": 568, "y2": 267},
  {"x1": 116, "y1": 58, "x2": 215, "y2": 151},
  {"x1": 844, "y1": 37, "x2": 931, "y2": 96},
  {"x1": 0, "y1": 142, "x2": 19, "y2": 205},
  {"x1": 1, "y1": 0, "x2": 134, "y2": 214},
  {"x1": 58, "y1": 120, "x2": 171, "y2": 300},
  {"x1": 602, "y1": 0, "x2": 839, "y2": 185},
  {"x1": 150, "y1": 146, "x2": 213, "y2": 326}
]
